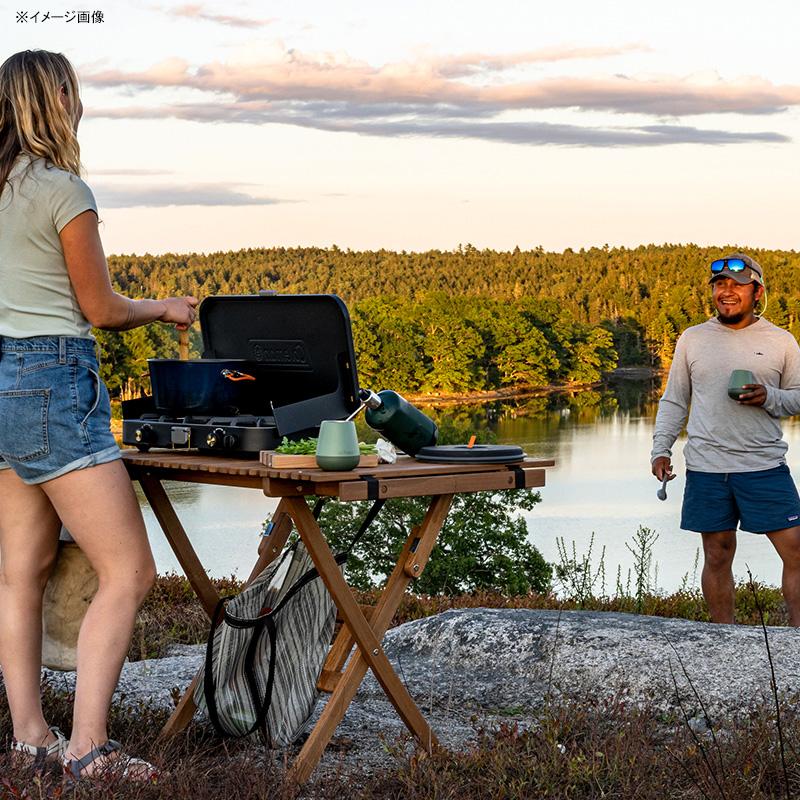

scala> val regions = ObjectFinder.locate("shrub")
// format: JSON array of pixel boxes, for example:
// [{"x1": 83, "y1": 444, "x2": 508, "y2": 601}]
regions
[{"x1": 314, "y1": 491, "x2": 552, "y2": 595}]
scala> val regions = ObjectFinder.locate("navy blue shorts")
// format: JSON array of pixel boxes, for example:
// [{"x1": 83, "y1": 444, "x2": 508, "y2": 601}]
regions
[
  {"x1": 0, "y1": 336, "x2": 120, "y2": 484},
  {"x1": 681, "y1": 465, "x2": 800, "y2": 534}
]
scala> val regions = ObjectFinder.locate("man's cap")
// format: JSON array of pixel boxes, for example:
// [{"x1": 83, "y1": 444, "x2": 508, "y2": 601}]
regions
[{"x1": 709, "y1": 252, "x2": 764, "y2": 286}]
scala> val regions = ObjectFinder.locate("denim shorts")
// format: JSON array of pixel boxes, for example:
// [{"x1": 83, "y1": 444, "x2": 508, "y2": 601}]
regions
[
  {"x1": 681, "y1": 465, "x2": 800, "y2": 534},
  {"x1": 0, "y1": 336, "x2": 120, "y2": 484}
]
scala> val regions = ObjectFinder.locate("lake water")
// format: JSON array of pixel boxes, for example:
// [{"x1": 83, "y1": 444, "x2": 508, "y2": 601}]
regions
[{"x1": 136, "y1": 376, "x2": 800, "y2": 592}]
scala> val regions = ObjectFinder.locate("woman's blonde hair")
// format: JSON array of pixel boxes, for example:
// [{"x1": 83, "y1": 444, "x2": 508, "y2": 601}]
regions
[{"x1": 0, "y1": 50, "x2": 82, "y2": 192}]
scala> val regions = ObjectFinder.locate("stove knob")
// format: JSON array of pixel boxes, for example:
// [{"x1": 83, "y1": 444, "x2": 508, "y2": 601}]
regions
[
  {"x1": 135, "y1": 424, "x2": 154, "y2": 444},
  {"x1": 223, "y1": 433, "x2": 237, "y2": 449},
  {"x1": 206, "y1": 427, "x2": 226, "y2": 448}
]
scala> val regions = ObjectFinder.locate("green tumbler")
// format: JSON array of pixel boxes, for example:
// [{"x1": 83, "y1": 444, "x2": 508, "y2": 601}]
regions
[
  {"x1": 728, "y1": 369, "x2": 756, "y2": 400},
  {"x1": 316, "y1": 420, "x2": 360, "y2": 471}
]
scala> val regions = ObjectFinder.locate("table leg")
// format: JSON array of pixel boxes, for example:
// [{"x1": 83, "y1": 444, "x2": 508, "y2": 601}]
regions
[
  {"x1": 318, "y1": 494, "x2": 446, "y2": 682},
  {"x1": 158, "y1": 673, "x2": 202, "y2": 740},
  {"x1": 137, "y1": 473, "x2": 220, "y2": 618},
  {"x1": 319, "y1": 524, "x2": 419, "y2": 685},
  {"x1": 286, "y1": 494, "x2": 453, "y2": 784}
]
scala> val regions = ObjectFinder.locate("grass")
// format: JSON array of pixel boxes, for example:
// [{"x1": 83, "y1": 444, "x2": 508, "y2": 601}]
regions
[
  {"x1": 126, "y1": 572, "x2": 793, "y2": 663},
  {"x1": 0, "y1": 680, "x2": 299, "y2": 799},
  {"x1": 2, "y1": 682, "x2": 800, "y2": 799},
  {"x1": 370, "y1": 580, "x2": 790, "y2": 626},
  {"x1": 128, "y1": 574, "x2": 242, "y2": 661},
  {"x1": 358, "y1": 698, "x2": 800, "y2": 800}
]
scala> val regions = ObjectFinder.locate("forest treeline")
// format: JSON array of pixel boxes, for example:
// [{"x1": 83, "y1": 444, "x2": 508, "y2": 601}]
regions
[{"x1": 96, "y1": 243, "x2": 800, "y2": 398}]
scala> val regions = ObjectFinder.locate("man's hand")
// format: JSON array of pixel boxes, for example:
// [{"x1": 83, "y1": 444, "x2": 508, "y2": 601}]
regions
[
  {"x1": 651, "y1": 456, "x2": 675, "y2": 481},
  {"x1": 738, "y1": 383, "x2": 767, "y2": 406}
]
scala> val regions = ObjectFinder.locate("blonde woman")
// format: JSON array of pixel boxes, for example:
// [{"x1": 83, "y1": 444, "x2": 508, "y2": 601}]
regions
[{"x1": 0, "y1": 50, "x2": 197, "y2": 780}]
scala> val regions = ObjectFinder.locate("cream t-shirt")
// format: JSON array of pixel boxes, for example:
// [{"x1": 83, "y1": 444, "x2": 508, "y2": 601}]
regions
[{"x1": 0, "y1": 153, "x2": 97, "y2": 338}]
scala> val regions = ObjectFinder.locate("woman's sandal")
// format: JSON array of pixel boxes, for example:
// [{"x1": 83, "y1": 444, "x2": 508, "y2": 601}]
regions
[
  {"x1": 63, "y1": 740, "x2": 158, "y2": 783},
  {"x1": 10, "y1": 725, "x2": 68, "y2": 769}
]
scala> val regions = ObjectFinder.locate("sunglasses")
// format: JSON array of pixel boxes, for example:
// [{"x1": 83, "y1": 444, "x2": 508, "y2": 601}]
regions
[
  {"x1": 710, "y1": 258, "x2": 748, "y2": 273},
  {"x1": 710, "y1": 258, "x2": 763, "y2": 285}
]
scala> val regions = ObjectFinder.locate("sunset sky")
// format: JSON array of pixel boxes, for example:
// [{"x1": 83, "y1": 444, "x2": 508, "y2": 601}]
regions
[{"x1": 3, "y1": 1, "x2": 800, "y2": 256}]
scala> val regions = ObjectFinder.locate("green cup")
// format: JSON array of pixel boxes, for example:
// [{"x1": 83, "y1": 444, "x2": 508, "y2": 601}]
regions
[
  {"x1": 728, "y1": 369, "x2": 756, "y2": 400},
  {"x1": 316, "y1": 420, "x2": 360, "y2": 471}
]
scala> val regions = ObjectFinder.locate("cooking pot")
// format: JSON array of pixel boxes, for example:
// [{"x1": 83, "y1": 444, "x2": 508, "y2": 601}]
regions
[{"x1": 148, "y1": 358, "x2": 263, "y2": 416}]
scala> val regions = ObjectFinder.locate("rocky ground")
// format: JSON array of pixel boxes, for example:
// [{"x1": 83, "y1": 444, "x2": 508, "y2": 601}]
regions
[{"x1": 43, "y1": 609, "x2": 800, "y2": 782}]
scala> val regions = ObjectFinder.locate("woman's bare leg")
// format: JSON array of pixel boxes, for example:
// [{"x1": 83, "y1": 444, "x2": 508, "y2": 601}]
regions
[
  {"x1": 0, "y1": 469, "x2": 61, "y2": 745},
  {"x1": 40, "y1": 459, "x2": 156, "y2": 769}
]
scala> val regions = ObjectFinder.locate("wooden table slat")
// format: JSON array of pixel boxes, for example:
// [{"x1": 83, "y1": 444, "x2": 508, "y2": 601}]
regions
[
  {"x1": 123, "y1": 450, "x2": 553, "y2": 479},
  {"x1": 122, "y1": 449, "x2": 268, "y2": 477},
  {"x1": 274, "y1": 456, "x2": 554, "y2": 482}
]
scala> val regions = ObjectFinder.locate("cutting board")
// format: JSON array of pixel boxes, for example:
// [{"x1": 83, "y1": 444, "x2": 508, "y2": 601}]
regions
[{"x1": 260, "y1": 451, "x2": 380, "y2": 469}]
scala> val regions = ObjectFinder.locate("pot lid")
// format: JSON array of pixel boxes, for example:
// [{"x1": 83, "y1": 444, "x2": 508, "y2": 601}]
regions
[{"x1": 414, "y1": 444, "x2": 526, "y2": 464}]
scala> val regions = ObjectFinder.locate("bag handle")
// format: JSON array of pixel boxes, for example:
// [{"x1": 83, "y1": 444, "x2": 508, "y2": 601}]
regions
[
  {"x1": 224, "y1": 499, "x2": 386, "y2": 626},
  {"x1": 204, "y1": 595, "x2": 279, "y2": 740},
  {"x1": 344, "y1": 497, "x2": 386, "y2": 555},
  {"x1": 203, "y1": 596, "x2": 233, "y2": 737},
  {"x1": 242, "y1": 615, "x2": 278, "y2": 742},
  {"x1": 272, "y1": 497, "x2": 386, "y2": 613}
]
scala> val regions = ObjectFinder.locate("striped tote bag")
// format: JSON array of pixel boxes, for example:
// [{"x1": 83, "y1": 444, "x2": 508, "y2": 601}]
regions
[{"x1": 194, "y1": 540, "x2": 339, "y2": 746}]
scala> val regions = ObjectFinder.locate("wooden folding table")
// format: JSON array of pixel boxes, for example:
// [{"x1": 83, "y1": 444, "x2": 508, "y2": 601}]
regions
[{"x1": 122, "y1": 449, "x2": 553, "y2": 783}]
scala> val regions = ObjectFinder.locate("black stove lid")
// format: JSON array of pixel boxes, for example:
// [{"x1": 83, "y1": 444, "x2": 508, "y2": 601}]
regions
[{"x1": 198, "y1": 293, "x2": 360, "y2": 422}]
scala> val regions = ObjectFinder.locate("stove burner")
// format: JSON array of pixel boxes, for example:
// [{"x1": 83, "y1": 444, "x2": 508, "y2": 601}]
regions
[{"x1": 122, "y1": 413, "x2": 282, "y2": 457}]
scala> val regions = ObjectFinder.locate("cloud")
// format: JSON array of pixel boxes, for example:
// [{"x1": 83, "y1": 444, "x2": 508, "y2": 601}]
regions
[
  {"x1": 89, "y1": 168, "x2": 172, "y2": 176},
  {"x1": 88, "y1": 103, "x2": 788, "y2": 147},
  {"x1": 79, "y1": 47, "x2": 799, "y2": 148},
  {"x1": 92, "y1": 184, "x2": 285, "y2": 208},
  {"x1": 430, "y1": 44, "x2": 651, "y2": 77},
  {"x1": 320, "y1": 120, "x2": 788, "y2": 148},
  {"x1": 160, "y1": 3, "x2": 274, "y2": 28},
  {"x1": 81, "y1": 51, "x2": 800, "y2": 115}
]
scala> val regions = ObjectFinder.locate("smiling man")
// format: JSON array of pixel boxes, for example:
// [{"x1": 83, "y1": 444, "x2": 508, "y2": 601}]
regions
[{"x1": 651, "y1": 253, "x2": 800, "y2": 624}]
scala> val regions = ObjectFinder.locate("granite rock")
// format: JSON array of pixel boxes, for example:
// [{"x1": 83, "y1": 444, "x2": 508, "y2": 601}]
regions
[
  {"x1": 367, "y1": 608, "x2": 800, "y2": 715},
  {"x1": 42, "y1": 609, "x2": 800, "y2": 775}
]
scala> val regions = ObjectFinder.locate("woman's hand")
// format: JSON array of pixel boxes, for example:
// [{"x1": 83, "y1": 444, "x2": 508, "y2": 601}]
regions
[{"x1": 159, "y1": 296, "x2": 199, "y2": 330}]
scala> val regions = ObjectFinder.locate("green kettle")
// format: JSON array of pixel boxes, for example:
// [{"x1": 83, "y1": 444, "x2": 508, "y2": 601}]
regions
[{"x1": 363, "y1": 390, "x2": 438, "y2": 456}]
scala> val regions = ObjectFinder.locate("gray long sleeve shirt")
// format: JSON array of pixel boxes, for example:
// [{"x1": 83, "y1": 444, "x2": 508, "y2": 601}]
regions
[{"x1": 651, "y1": 317, "x2": 800, "y2": 473}]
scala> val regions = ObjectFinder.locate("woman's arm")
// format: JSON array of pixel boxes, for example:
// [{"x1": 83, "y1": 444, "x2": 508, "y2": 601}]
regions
[{"x1": 59, "y1": 210, "x2": 197, "y2": 331}]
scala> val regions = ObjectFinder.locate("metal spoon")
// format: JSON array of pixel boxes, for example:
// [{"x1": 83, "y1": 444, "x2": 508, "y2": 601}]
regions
[{"x1": 656, "y1": 477, "x2": 669, "y2": 501}]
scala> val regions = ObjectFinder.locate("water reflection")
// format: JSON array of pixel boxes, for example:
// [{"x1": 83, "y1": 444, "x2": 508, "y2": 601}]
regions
[
  {"x1": 136, "y1": 481, "x2": 279, "y2": 580},
  {"x1": 139, "y1": 375, "x2": 794, "y2": 592}
]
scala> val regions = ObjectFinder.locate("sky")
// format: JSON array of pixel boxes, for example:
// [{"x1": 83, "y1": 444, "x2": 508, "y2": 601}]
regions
[{"x1": 3, "y1": 0, "x2": 800, "y2": 256}]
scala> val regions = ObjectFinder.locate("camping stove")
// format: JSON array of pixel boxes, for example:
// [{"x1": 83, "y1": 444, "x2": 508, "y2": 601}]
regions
[{"x1": 121, "y1": 293, "x2": 361, "y2": 458}]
